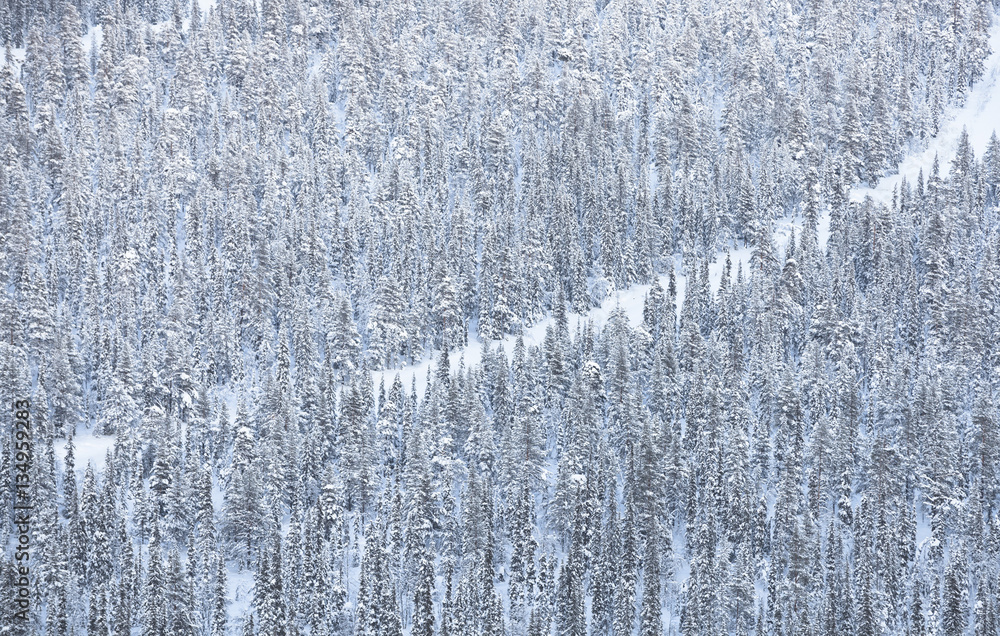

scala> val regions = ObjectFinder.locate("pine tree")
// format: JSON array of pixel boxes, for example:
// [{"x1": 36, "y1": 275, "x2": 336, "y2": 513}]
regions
[
  {"x1": 556, "y1": 500, "x2": 586, "y2": 636},
  {"x1": 639, "y1": 520, "x2": 662, "y2": 636},
  {"x1": 412, "y1": 553, "x2": 435, "y2": 636},
  {"x1": 942, "y1": 550, "x2": 967, "y2": 636},
  {"x1": 212, "y1": 555, "x2": 228, "y2": 636},
  {"x1": 224, "y1": 414, "x2": 267, "y2": 558}
]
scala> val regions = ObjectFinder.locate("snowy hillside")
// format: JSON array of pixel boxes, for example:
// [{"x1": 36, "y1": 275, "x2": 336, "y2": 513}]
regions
[{"x1": 2, "y1": 1, "x2": 1000, "y2": 635}]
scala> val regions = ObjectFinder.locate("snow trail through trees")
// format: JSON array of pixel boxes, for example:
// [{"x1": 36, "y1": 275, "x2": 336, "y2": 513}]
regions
[{"x1": 852, "y1": 8, "x2": 1000, "y2": 203}]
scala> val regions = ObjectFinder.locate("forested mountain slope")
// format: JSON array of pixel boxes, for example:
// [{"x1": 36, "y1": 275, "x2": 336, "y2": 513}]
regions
[{"x1": 1, "y1": 0, "x2": 999, "y2": 635}]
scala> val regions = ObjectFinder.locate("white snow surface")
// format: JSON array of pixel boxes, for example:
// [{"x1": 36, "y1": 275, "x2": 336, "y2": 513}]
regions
[
  {"x1": 82, "y1": 24, "x2": 103, "y2": 55},
  {"x1": 56, "y1": 425, "x2": 117, "y2": 480},
  {"x1": 0, "y1": 46, "x2": 25, "y2": 68},
  {"x1": 851, "y1": 9, "x2": 1000, "y2": 204}
]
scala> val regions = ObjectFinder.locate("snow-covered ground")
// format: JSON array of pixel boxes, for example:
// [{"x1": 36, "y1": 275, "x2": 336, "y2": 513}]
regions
[
  {"x1": 55, "y1": 425, "x2": 116, "y2": 480},
  {"x1": 852, "y1": 10, "x2": 1000, "y2": 204},
  {"x1": 0, "y1": 45, "x2": 24, "y2": 68}
]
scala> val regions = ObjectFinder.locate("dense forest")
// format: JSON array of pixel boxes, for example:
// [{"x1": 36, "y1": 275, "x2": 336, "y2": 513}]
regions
[{"x1": 1, "y1": 0, "x2": 999, "y2": 634}]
